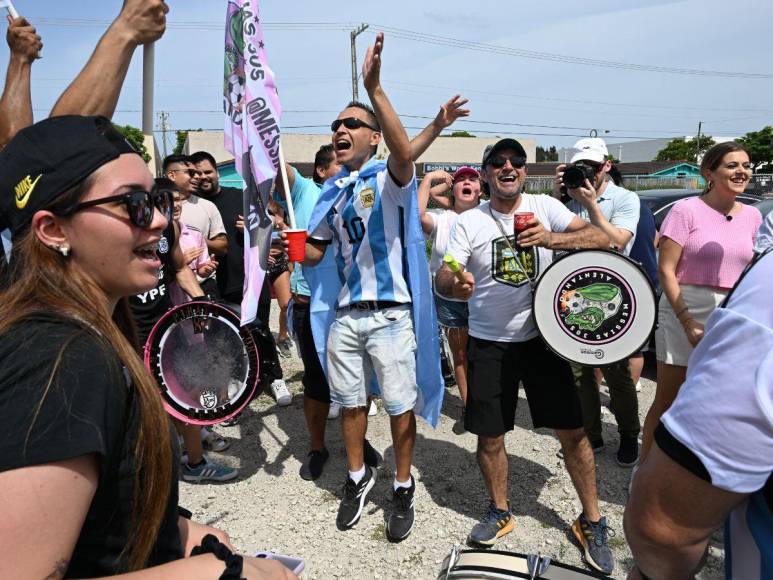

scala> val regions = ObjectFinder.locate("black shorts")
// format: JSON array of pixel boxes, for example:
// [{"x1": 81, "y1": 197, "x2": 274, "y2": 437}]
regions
[
  {"x1": 292, "y1": 301, "x2": 330, "y2": 403},
  {"x1": 465, "y1": 336, "x2": 583, "y2": 437}
]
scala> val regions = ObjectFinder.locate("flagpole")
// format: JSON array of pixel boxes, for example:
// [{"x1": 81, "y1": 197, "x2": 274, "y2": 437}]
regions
[
  {"x1": 4, "y1": 0, "x2": 19, "y2": 19},
  {"x1": 277, "y1": 141, "x2": 297, "y2": 230}
]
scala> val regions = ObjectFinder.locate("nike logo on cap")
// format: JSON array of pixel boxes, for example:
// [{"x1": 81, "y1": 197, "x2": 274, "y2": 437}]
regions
[{"x1": 14, "y1": 174, "x2": 43, "y2": 209}]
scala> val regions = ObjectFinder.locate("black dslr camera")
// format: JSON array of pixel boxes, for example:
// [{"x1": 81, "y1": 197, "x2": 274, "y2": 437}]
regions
[{"x1": 560, "y1": 162, "x2": 597, "y2": 195}]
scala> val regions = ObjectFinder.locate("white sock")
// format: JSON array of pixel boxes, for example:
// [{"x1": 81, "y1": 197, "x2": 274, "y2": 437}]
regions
[
  {"x1": 349, "y1": 465, "x2": 366, "y2": 484},
  {"x1": 393, "y1": 475, "x2": 412, "y2": 491}
]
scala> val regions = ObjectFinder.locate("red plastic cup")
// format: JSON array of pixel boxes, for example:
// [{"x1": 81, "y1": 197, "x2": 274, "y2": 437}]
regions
[
  {"x1": 514, "y1": 211, "x2": 534, "y2": 234},
  {"x1": 284, "y1": 229, "x2": 307, "y2": 262}
]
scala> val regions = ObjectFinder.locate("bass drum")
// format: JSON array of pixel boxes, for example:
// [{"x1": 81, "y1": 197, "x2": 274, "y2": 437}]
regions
[
  {"x1": 532, "y1": 249, "x2": 656, "y2": 366},
  {"x1": 438, "y1": 546, "x2": 607, "y2": 579},
  {"x1": 144, "y1": 300, "x2": 259, "y2": 425}
]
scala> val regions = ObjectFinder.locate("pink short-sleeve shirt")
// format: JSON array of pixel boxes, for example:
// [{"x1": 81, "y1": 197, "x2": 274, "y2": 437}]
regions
[{"x1": 660, "y1": 196, "x2": 761, "y2": 289}]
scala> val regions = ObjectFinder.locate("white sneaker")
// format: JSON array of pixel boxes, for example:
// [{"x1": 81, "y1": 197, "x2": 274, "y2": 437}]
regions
[
  {"x1": 368, "y1": 400, "x2": 378, "y2": 416},
  {"x1": 327, "y1": 401, "x2": 341, "y2": 419},
  {"x1": 635, "y1": 380, "x2": 643, "y2": 393},
  {"x1": 271, "y1": 379, "x2": 292, "y2": 406},
  {"x1": 201, "y1": 427, "x2": 230, "y2": 452}
]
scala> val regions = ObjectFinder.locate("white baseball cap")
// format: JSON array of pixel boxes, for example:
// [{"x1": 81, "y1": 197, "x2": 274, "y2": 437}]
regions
[{"x1": 569, "y1": 137, "x2": 609, "y2": 164}]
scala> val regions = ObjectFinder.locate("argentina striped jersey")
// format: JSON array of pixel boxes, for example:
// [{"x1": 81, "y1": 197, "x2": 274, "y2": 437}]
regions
[{"x1": 310, "y1": 167, "x2": 414, "y2": 308}]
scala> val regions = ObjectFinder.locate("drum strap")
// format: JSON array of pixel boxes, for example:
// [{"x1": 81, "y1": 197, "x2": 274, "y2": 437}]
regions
[{"x1": 488, "y1": 206, "x2": 535, "y2": 289}]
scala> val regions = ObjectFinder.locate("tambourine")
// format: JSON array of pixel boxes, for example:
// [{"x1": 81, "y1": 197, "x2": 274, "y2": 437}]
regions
[
  {"x1": 533, "y1": 249, "x2": 656, "y2": 365},
  {"x1": 438, "y1": 545, "x2": 608, "y2": 579},
  {"x1": 144, "y1": 300, "x2": 259, "y2": 425}
]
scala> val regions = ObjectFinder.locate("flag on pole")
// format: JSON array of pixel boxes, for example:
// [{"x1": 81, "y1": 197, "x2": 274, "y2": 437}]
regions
[{"x1": 223, "y1": 0, "x2": 282, "y2": 325}]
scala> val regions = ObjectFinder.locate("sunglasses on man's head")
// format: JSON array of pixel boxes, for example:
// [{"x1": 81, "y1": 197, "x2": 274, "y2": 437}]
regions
[
  {"x1": 330, "y1": 117, "x2": 380, "y2": 133},
  {"x1": 487, "y1": 154, "x2": 526, "y2": 169},
  {"x1": 62, "y1": 189, "x2": 174, "y2": 229}
]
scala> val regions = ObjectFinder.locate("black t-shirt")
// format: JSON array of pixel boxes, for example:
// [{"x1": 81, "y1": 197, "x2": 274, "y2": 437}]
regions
[
  {"x1": 129, "y1": 221, "x2": 177, "y2": 346},
  {"x1": 0, "y1": 314, "x2": 182, "y2": 577},
  {"x1": 206, "y1": 186, "x2": 244, "y2": 303}
]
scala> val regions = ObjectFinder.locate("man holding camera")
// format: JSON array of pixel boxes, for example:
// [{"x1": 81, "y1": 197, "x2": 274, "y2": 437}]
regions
[{"x1": 554, "y1": 137, "x2": 641, "y2": 468}]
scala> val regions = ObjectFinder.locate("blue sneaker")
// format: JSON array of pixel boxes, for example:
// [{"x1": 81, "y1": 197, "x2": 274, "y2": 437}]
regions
[
  {"x1": 469, "y1": 501, "x2": 514, "y2": 545},
  {"x1": 572, "y1": 513, "x2": 615, "y2": 574},
  {"x1": 182, "y1": 457, "x2": 238, "y2": 483}
]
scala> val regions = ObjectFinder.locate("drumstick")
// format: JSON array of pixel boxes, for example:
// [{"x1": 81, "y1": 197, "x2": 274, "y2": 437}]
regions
[{"x1": 443, "y1": 254, "x2": 468, "y2": 285}]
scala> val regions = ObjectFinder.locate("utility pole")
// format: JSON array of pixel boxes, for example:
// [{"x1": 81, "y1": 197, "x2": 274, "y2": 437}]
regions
[
  {"x1": 350, "y1": 23, "x2": 369, "y2": 102},
  {"x1": 696, "y1": 121, "x2": 703, "y2": 163},
  {"x1": 157, "y1": 111, "x2": 170, "y2": 159}
]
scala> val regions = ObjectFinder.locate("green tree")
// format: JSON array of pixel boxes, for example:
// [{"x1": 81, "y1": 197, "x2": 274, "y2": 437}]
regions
[
  {"x1": 441, "y1": 130, "x2": 474, "y2": 138},
  {"x1": 114, "y1": 124, "x2": 150, "y2": 163},
  {"x1": 655, "y1": 135, "x2": 715, "y2": 163},
  {"x1": 172, "y1": 128, "x2": 203, "y2": 155},
  {"x1": 738, "y1": 126, "x2": 773, "y2": 172},
  {"x1": 536, "y1": 145, "x2": 558, "y2": 162}
]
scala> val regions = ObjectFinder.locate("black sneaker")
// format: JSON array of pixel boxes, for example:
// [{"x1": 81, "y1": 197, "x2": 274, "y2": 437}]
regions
[
  {"x1": 363, "y1": 439, "x2": 383, "y2": 468},
  {"x1": 386, "y1": 476, "x2": 415, "y2": 542},
  {"x1": 299, "y1": 448, "x2": 329, "y2": 481},
  {"x1": 452, "y1": 409, "x2": 466, "y2": 435},
  {"x1": 572, "y1": 513, "x2": 615, "y2": 575},
  {"x1": 616, "y1": 436, "x2": 639, "y2": 467},
  {"x1": 557, "y1": 438, "x2": 604, "y2": 460},
  {"x1": 336, "y1": 466, "x2": 376, "y2": 530}
]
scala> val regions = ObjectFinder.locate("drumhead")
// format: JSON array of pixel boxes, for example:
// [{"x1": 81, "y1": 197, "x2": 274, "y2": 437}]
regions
[
  {"x1": 144, "y1": 301, "x2": 259, "y2": 425},
  {"x1": 439, "y1": 548, "x2": 607, "y2": 579},
  {"x1": 532, "y1": 250, "x2": 656, "y2": 365}
]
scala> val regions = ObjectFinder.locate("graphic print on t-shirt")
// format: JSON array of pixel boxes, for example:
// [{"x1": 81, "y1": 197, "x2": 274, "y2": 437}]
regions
[{"x1": 490, "y1": 235, "x2": 538, "y2": 288}]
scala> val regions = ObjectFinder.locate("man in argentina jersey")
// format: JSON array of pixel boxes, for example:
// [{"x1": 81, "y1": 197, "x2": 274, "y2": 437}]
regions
[
  {"x1": 303, "y1": 33, "x2": 443, "y2": 543},
  {"x1": 625, "y1": 249, "x2": 772, "y2": 580}
]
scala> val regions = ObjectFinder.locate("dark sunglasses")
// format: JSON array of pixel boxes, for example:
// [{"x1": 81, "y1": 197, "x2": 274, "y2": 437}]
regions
[
  {"x1": 168, "y1": 168, "x2": 198, "y2": 178},
  {"x1": 330, "y1": 117, "x2": 380, "y2": 133},
  {"x1": 62, "y1": 189, "x2": 174, "y2": 229},
  {"x1": 487, "y1": 154, "x2": 526, "y2": 169}
]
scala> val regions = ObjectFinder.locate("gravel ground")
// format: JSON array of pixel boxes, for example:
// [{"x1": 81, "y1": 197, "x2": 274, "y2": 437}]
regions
[{"x1": 180, "y1": 304, "x2": 725, "y2": 579}]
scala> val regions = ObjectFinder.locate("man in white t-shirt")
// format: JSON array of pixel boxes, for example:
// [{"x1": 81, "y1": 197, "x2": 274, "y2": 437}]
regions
[
  {"x1": 625, "y1": 249, "x2": 772, "y2": 580},
  {"x1": 436, "y1": 138, "x2": 616, "y2": 575}
]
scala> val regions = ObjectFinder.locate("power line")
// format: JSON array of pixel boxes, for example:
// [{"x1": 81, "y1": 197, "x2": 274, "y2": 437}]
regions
[{"x1": 369, "y1": 24, "x2": 773, "y2": 80}]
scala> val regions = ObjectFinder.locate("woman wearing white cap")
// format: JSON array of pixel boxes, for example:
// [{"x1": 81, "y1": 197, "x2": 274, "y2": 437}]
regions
[{"x1": 419, "y1": 166, "x2": 483, "y2": 432}]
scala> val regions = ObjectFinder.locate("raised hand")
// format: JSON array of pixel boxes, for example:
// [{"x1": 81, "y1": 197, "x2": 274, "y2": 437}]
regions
[
  {"x1": 6, "y1": 16, "x2": 42, "y2": 62},
  {"x1": 362, "y1": 32, "x2": 384, "y2": 94},
  {"x1": 183, "y1": 246, "x2": 204, "y2": 265},
  {"x1": 113, "y1": 0, "x2": 168, "y2": 46},
  {"x1": 433, "y1": 95, "x2": 470, "y2": 130}
]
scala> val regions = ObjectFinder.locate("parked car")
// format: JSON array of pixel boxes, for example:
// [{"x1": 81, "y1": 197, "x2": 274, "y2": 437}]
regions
[
  {"x1": 753, "y1": 198, "x2": 773, "y2": 219},
  {"x1": 637, "y1": 188, "x2": 762, "y2": 229}
]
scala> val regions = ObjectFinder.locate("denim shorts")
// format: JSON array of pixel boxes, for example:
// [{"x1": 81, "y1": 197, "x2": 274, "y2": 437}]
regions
[
  {"x1": 434, "y1": 294, "x2": 468, "y2": 329},
  {"x1": 327, "y1": 304, "x2": 418, "y2": 415}
]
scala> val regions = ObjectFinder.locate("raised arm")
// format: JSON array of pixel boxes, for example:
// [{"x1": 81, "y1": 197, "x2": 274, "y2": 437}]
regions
[
  {"x1": 49, "y1": 0, "x2": 167, "y2": 118},
  {"x1": 362, "y1": 33, "x2": 412, "y2": 186},
  {"x1": 418, "y1": 170, "x2": 452, "y2": 235},
  {"x1": 409, "y1": 95, "x2": 470, "y2": 161},
  {"x1": 0, "y1": 16, "x2": 41, "y2": 149}
]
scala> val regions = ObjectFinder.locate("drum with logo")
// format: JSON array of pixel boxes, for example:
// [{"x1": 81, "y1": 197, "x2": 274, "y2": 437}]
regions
[
  {"x1": 144, "y1": 300, "x2": 259, "y2": 425},
  {"x1": 532, "y1": 249, "x2": 656, "y2": 366},
  {"x1": 438, "y1": 546, "x2": 607, "y2": 579}
]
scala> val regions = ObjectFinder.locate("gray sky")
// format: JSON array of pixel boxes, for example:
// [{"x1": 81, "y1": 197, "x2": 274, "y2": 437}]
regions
[{"x1": 3, "y1": 0, "x2": 772, "y2": 152}]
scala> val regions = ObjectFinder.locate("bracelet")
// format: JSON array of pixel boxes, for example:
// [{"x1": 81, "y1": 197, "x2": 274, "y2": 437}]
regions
[
  {"x1": 191, "y1": 534, "x2": 245, "y2": 580},
  {"x1": 190, "y1": 295, "x2": 208, "y2": 302},
  {"x1": 675, "y1": 306, "x2": 689, "y2": 319}
]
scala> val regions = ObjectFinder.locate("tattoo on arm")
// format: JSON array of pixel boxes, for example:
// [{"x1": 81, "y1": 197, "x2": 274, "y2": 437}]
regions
[{"x1": 42, "y1": 558, "x2": 69, "y2": 580}]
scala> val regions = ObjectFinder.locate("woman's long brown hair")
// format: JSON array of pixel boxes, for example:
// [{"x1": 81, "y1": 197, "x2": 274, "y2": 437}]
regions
[{"x1": 0, "y1": 183, "x2": 172, "y2": 571}]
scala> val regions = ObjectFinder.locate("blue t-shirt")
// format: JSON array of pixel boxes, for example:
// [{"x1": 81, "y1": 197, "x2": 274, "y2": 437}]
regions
[
  {"x1": 274, "y1": 168, "x2": 321, "y2": 297},
  {"x1": 629, "y1": 198, "x2": 659, "y2": 292},
  {"x1": 567, "y1": 181, "x2": 640, "y2": 255}
]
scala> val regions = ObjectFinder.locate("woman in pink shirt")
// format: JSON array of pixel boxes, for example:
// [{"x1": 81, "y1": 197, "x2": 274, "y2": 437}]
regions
[{"x1": 639, "y1": 142, "x2": 762, "y2": 462}]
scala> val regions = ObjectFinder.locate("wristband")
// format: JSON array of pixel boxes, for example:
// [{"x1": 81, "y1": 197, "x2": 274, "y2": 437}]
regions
[
  {"x1": 191, "y1": 534, "x2": 245, "y2": 580},
  {"x1": 675, "y1": 306, "x2": 689, "y2": 319},
  {"x1": 190, "y1": 295, "x2": 208, "y2": 302}
]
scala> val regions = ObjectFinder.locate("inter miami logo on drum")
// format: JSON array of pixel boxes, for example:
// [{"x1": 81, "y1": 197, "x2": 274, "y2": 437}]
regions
[
  {"x1": 490, "y1": 236, "x2": 538, "y2": 287},
  {"x1": 556, "y1": 267, "x2": 635, "y2": 344}
]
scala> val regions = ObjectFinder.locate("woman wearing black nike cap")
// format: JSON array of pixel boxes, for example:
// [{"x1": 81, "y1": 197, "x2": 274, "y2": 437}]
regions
[{"x1": 0, "y1": 116, "x2": 294, "y2": 579}]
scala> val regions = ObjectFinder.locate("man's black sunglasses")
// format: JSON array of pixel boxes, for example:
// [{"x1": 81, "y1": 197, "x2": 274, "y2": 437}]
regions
[
  {"x1": 487, "y1": 154, "x2": 527, "y2": 169},
  {"x1": 61, "y1": 189, "x2": 174, "y2": 229},
  {"x1": 331, "y1": 117, "x2": 380, "y2": 133}
]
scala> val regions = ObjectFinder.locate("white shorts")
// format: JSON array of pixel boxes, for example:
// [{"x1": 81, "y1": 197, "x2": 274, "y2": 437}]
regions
[
  {"x1": 655, "y1": 284, "x2": 727, "y2": 366},
  {"x1": 327, "y1": 305, "x2": 418, "y2": 415}
]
